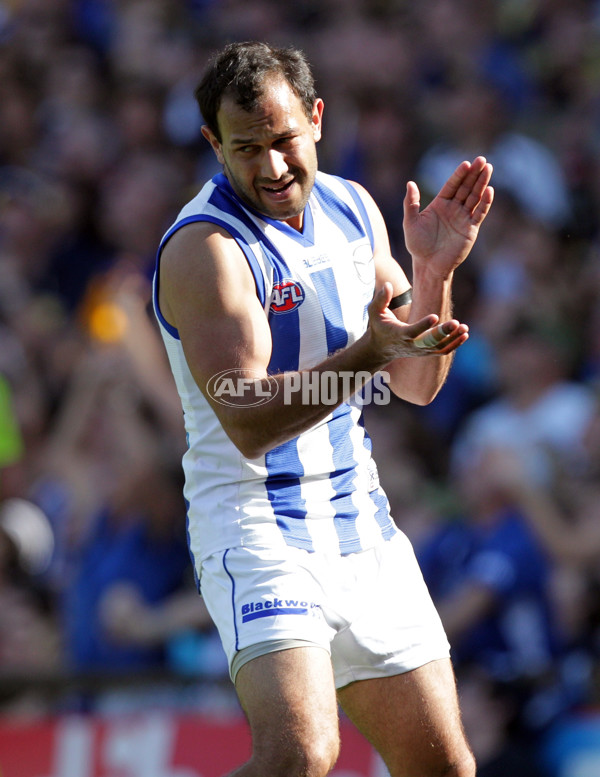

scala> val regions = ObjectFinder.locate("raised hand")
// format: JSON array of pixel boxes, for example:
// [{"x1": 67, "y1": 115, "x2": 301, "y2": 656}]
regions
[{"x1": 403, "y1": 156, "x2": 494, "y2": 277}]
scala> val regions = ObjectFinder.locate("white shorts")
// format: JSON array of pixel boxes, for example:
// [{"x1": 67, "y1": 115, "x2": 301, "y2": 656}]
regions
[{"x1": 199, "y1": 531, "x2": 450, "y2": 688}]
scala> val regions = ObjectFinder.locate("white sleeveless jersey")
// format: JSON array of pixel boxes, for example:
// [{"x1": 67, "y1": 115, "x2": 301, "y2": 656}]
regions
[{"x1": 153, "y1": 171, "x2": 398, "y2": 566}]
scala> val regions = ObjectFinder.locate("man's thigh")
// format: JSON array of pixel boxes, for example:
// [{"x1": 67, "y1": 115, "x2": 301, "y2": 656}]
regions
[
  {"x1": 337, "y1": 658, "x2": 475, "y2": 777},
  {"x1": 235, "y1": 646, "x2": 340, "y2": 774}
]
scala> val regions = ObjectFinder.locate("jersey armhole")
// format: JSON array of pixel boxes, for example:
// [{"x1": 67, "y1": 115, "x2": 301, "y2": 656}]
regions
[{"x1": 153, "y1": 215, "x2": 268, "y2": 338}]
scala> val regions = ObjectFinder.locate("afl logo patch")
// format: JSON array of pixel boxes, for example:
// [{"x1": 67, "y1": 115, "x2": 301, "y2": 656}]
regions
[{"x1": 270, "y1": 280, "x2": 305, "y2": 314}]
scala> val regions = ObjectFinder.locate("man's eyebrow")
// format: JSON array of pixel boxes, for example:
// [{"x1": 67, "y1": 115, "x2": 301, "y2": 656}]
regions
[{"x1": 230, "y1": 128, "x2": 297, "y2": 146}]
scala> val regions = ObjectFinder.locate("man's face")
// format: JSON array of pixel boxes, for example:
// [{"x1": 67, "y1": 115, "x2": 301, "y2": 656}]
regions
[{"x1": 202, "y1": 77, "x2": 323, "y2": 230}]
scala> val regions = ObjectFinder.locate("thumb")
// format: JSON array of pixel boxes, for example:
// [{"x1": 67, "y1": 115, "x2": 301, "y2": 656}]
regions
[
  {"x1": 370, "y1": 282, "x2": 394, "y2": 313},
  {"x1": 403, "y1": 181, "x2": 421, "y2": 223}
]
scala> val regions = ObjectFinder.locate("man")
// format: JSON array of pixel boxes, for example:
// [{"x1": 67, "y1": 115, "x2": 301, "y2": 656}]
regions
[{"x1": 154, "y1": 41, "x2": 493, "y2": 777}]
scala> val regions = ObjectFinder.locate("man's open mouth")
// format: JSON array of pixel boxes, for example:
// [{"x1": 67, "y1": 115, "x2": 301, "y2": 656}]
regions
[{"x1": 262, "y1": 179, "x2": 294, "y2": 194}]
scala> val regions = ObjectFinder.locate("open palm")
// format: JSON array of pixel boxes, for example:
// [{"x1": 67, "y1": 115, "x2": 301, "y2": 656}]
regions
[{"x1": 404, "y1": 156, "x2": 494, "y2": 276}]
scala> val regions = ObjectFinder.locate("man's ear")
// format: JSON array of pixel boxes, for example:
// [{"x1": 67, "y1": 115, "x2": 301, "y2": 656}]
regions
[
  {"x1": 311, "y1": 98, "x2": 324, "y2": 143},
  {"x1": 201, "y1": 125, "x2": 225, "y2": 164}
]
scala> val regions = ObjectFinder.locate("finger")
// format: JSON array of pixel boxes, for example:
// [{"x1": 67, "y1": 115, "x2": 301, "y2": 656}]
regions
[
  {"x1": 420, "y1": 326, "x2": 470, "y2": 356},
  {"x1": 435, "y1": 330, "x2": 469, "y2": 355},
  {"x1": 403, "y1": 180, "x2": 421, "y2": 224},
  {"x1": 437, "y1": 156, "x2": 486, "y2": 201},
  {"x1": 370, "y1": 281, "x2": 394, "y2": 313},
  {"x1": 470, "y1": 185, "x2": 494, "y2": 226},
  {"x1": 413, "y1": 321, "x2": 468, "y2": 349},
  {"x1": 452, "y1": 158, "x2": 491, "y2": 207},
  {"x1": 462, "y1": 163, "x2": 494, "y2": 214},
  {"x1": 404, "y1": 313, "x2": 441, "y2": 339}
]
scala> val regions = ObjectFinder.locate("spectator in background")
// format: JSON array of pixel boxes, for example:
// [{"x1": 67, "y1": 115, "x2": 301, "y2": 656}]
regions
[
  {"x1": 480, "y1": 444, "x2": 600, "y2": 670},
  {"x1": 451, "y1": 316, "x2": 597, "y2": 487},
  {"x1": 417, "y1": 446, "x2": 571, "y2": 766},
  {"x1": 61, "y1": 450, "x2": 190, "y2": 674}
]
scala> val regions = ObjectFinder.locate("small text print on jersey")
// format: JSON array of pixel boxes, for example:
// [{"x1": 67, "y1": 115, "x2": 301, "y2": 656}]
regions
[
  {"x1": 270, "y1": 280, "x2": 305, "y2": 314},
  {"x1": 206, "y1": 368, "x2": 279, "y2": 407}
]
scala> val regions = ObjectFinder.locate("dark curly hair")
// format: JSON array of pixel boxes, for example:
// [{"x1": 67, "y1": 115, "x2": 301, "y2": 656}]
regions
[{"x1": 195, "y1": 41, "x2": 317, "y2": 142}]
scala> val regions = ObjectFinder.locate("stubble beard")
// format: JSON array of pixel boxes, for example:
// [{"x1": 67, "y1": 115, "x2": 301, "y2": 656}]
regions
[{"x1": 223, "y1": 161, "x2": 316, "y2": 222}]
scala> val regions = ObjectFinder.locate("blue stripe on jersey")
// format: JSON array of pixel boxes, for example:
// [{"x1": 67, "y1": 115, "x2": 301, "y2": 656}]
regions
[
  {"x1": 313, "y1": 178, "x2": 365, "y2": 242},
  {"x1": 359, "y1": 416, "x2": 396, "y2": 539},
  {"x1": 265, "y1": 445, "x2": 312, "y2": 550},
  {"x1": 267, "y1": 249, "x2": 302, "y2": 373},
  {"x1": 259, "y1": 228, "x2": 302, "y2": 376},
  {"x1": 370, "y1": 487, "x2": 396, "y2": 540},
  {"x1": 337, "y1": 177, "x2": 375, "y2": 251},
  {"x1": 268, "y1": 300, "x2": 301, "y2": 375},
  {"x1": 264, "y1": 247, "x2": 306, "y2": 545},
  {"x1": 328, "y1": 404, "x2": 362, "y2": 553},
  {"x1": 310, "y1": 266, "x2": 349, "y2": 355},
  {"x1": 265, "y1": 439, "x2": 309, "y2": 546},
  {"x1": 262, "y1": 212, "x2": 308, "y2": 549}
]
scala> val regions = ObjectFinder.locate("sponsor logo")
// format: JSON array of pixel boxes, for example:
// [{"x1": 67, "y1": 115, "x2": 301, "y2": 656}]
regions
[
  {"x1": 241, "y1": 598, "x2": 321, "y2": 623},
  {"x1": 270, "y1": 280, "x2": 305, "y2": 314},
  {"x1": 206, "y1": 368, "x2": 279, "y2": 407}
]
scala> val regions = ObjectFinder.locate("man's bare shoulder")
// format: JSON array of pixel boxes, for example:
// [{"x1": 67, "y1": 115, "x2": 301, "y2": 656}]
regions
[
  {"x1": 161, "y1": 220, "x2": 241, "y2": 270},
  {"x1": 158, "y1": 218, "x2": 256, "y2": 327}
]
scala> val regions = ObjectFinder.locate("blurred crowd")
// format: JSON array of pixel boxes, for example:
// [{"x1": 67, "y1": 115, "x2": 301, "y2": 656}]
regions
[{"x1": 2, "y1": 0, "x2": 600, "y2": 773}]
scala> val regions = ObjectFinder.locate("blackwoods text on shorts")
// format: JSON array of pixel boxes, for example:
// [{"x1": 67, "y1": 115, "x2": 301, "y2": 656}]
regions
[{"x1": 206, "y1": 368, "x2": 391, "y2": 407}]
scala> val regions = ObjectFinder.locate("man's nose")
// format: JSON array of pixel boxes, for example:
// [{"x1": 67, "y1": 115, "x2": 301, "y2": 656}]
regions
[{"x1": 261, "y1": 149, "x2": 288, "y2": 180}]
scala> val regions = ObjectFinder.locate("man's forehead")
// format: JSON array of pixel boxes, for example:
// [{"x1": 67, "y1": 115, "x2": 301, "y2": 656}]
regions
[{"x1": 218, "y1": 78, "x2": 305, "y2": 135}]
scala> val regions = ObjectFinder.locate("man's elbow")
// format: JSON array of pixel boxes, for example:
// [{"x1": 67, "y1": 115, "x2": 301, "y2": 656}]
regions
[
  {"x1": 391, "y1": 385, "x2": 441, "y2": 406},
  {"x1": 237, "y1": 440, "x2": 269, "y2": 460},
  {"x1": 228, "y1": 432, "x2": 267, "y2": 460},
  {"x1": 224, "y1": 423, "x2": 271, "y2": 460},
  {"x1": 414, "y1": 387, "x2": 442, "y2": 406}
]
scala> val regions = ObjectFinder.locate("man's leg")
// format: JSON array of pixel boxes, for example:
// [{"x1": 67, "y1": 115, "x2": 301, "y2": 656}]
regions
[
  {"x1": 228, "y1": 646, "x2": 341, "y2": 777},
  {"x1": 337, "y1": 658, "x2": 476, "y2": 777}
]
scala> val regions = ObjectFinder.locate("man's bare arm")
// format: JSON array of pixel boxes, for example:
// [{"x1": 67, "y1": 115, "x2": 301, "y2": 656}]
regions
[{"x1": 159, "y1": 222, "x2": 457, "y2": 458}]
